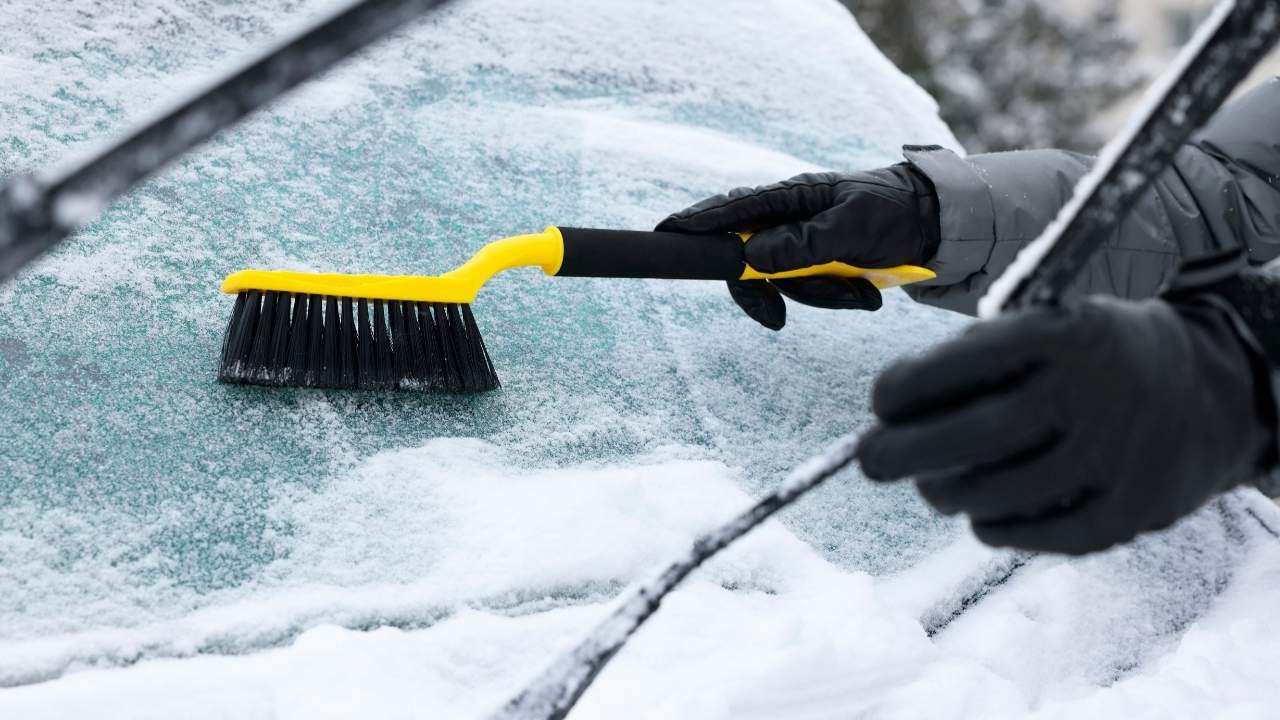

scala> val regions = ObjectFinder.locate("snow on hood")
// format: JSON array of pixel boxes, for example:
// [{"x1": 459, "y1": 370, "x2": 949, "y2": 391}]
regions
[{"x1": 4, "y1": 439, "x2": 1280, "y2": 718}]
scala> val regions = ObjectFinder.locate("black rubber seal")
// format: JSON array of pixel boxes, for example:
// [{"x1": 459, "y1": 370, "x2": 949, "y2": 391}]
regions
[{"x1": 556, "y1": 227, "x2": 746, "y2": 280}]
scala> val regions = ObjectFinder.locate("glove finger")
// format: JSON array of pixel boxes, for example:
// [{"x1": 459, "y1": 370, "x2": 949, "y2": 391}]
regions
[
  {"x1": 871, "y1": 310, "x2": 1072, "y2": 424},
  {"x1": 856, "y1": 383, "x2": 1054, "y2": 482},
  {"x1": 970, "y1": 491, "x2": 1121, "y2": 556},
  {"x1": 727, "y1": 280, "x2": 786, "y2": 331},
  {"x1": 915, "y1": 431, "x2": 1069, "y2": 521},
  {"x1": 742, "y1": 198, "x2": 923, "y2": 274},
  {"x1": 657, "y1": 173, "x2": 846, "y2": 235},
  {"x1": 742, "y1": 221, "x2": 821, "y2": 273},
  {"x1": 771, "y1": 277, "x2": 882, "y2": 311}
]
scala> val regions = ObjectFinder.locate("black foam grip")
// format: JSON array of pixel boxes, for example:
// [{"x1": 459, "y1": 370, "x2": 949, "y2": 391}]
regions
[{"x1": 556, "y1": 227, "x2": 747, "y2": 280}]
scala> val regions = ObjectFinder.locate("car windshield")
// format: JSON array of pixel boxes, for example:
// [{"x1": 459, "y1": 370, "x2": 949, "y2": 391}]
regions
[{"x1": 3, "y1": 1, "x2": 1280, "y2": 717}]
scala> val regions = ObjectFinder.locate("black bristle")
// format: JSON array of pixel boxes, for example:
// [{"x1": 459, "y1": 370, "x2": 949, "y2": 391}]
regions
[
  {"x1": 403, "y1": 302, "x2": 430, "y2": 389},
  {"x1": 219, "y1": 290, "x2": 261, "y2": 384},
  {"x1": 388, "y1": 300, "x2": 412, "y2": 390},
  {"x1": 218, "y1": 292, "x2": 250, "y2": 383},
  {"x1": 267, "y1": 293, "x2": 294, "y2": 383},
  {"x1": 218, "y1": 292, "x2": 252, "y2": 383},
  {"x1": 247, "y1": 291, "x2": 280, "y2": 383},
  {"x1": 418, "y1": 301, "x2": 446, "y2": 391},
  {"x1": 285, "y1": 293, "x2": 311, "y2": 383},
  {"x1": 461, "y1": 304, "x2": 500, "y2": 392},
  {"x1": 305, "y1": 294, "x2": 324, "y2": 387},
  {"x1": 357, "y1": 298, "x2": 374, "y2": 386},
  {"x1": 219, "y1": 290, "x2": 501, "y2": 394},
  {"x1": 371, "y1": 300, "x2": 393, "y2": 390},
  {"x1": 433, "y1": 302, "x2": 464, "y2": 393},
  {"x1": 445, "y1": 303, "x2": 479, "y2": 391},
  {"x1": 339, "y1": 297, "x2": 357, "y2": 389},
  {"x1": 323, "y1": 295, "x2": 340, "y2": 388},
  {"x1": 221, "y1": 292, "x2": 248, "y2": 357}
]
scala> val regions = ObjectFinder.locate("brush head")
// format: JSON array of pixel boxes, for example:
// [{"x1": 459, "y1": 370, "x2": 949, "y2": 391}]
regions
[{"x1": 218, "y1": 290, "x2": 500, "y2": 393}]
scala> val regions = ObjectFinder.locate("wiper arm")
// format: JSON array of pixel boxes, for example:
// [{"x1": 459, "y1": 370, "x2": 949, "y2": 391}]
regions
[{"x1": 0, "y1": 0, "x2": 457, "y2": 283}]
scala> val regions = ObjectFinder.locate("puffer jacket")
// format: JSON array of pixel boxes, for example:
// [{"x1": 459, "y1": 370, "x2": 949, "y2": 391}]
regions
[{"x1": 901, "y1": 77, "x2": 1280, "y2": 315}]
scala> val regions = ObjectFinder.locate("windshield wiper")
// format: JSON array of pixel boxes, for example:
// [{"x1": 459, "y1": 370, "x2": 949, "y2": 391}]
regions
[{"x1": 0, "y1": 0, "x2": 456, "y2": 283}]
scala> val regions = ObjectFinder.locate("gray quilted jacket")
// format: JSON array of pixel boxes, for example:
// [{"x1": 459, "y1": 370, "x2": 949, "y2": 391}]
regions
[{"x1": 901, "y1": 78, "x2": 1280, "y2": 315}]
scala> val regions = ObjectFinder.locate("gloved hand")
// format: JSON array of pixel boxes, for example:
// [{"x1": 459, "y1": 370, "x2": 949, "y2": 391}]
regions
[
  {"x1": 656, "y1": 165, "x2": 941, "y2": 330},
  {"x1": 857, "y1": 293, "x2": 1277, "y2": 555}
]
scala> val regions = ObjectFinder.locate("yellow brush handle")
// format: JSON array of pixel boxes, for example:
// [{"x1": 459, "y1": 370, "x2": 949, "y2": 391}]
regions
[
  {"x1": 735, "y1": 233, "x2": 935, "y2": 290},
  {"x1": 223, "y1": 230, "x2": 564, "y2": 304},
  {"x1": 223, "y1": 227, "x2": 937, "y2": 303},
  {"x1": 739, "y1": 261, "x2": 936, "y2": 290}
]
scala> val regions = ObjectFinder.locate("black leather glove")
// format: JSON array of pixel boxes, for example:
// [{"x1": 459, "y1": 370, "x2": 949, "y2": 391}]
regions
[
  {"x1": 857, "y1": 293, "x2": 1277, "y2": 555},
  {"x1": 656, "y1": 165, "x2": 941, "y2": 330}
]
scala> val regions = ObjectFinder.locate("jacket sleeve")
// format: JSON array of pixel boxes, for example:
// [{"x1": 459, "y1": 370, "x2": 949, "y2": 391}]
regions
[{"x1": 902, "y1": 77, "x2": 1280, "y2": 316}]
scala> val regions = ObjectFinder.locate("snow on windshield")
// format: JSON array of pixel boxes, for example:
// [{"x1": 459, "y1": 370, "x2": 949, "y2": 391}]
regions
[{"x1": 2, "y1": 0, "x2": 1280, "y2": 717}]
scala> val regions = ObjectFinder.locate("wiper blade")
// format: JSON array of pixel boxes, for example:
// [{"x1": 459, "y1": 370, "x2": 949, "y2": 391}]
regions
[{"x1": 0, "y1": 0, "x2": 457, "y2": 283}]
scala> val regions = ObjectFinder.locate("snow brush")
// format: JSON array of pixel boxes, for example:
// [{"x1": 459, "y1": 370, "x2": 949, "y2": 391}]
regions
[{"x1": 217, "y1": 227, "x2": 935, "y2": 392}]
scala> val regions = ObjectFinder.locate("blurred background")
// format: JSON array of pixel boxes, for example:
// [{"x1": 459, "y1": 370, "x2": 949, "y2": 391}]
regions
[{"x1": 841, "y1": 0, "x2": 1280, "y2": 153}]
